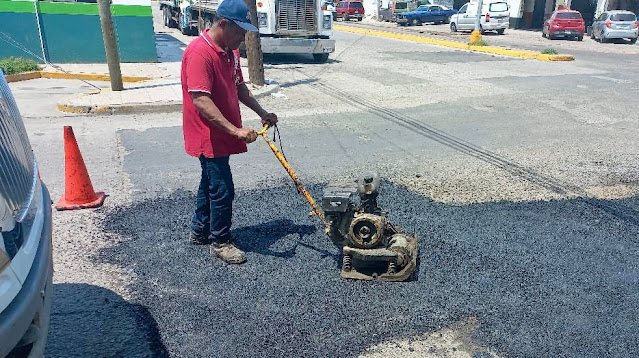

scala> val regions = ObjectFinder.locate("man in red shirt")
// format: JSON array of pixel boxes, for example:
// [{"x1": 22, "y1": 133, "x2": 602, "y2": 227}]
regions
[{"x1": 181, "y1": 0, "x2": 277, "y2": 264}]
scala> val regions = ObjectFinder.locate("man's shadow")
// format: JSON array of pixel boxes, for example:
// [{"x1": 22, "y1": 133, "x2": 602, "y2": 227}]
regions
[{"x1": 232, "y1": 219, "x2": 341, "y2": 264}]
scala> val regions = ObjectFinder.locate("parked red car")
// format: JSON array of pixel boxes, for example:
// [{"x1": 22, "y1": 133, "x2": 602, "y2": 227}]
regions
[
  {"x1": 336, "y1": 0, "x2": 365, "y2": 21},
  {"x1": 542, "y1": 10, "x2": 585, "y2": 41}
]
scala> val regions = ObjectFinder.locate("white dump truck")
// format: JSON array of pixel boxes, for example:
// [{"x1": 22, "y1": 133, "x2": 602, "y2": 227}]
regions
[{"x1": 160, "y1": 0, "x2": 335, "y2": 62}]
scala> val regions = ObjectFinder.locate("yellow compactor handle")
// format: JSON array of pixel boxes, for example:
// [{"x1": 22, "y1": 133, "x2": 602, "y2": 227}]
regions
[{"x1": 258, "y1": 124, "x2": 329, "y2": 230}]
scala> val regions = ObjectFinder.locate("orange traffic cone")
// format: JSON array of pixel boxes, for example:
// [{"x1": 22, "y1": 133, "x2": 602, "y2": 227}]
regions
[{"x1": 55, "y1": 126, "x2": 105, "y2": 211}]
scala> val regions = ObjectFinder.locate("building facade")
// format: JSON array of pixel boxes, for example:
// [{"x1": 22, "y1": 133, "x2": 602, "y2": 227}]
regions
[{"x1": 0, "y1": 0, "x2": 157, "y2": 63}]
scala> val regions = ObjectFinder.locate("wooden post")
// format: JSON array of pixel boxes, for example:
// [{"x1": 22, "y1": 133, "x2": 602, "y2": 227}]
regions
[
  {"x1": 244, "y1": 0, "x2": 265, "y2": 86},
  {"x1": 97, "y1": 0, "x2": 123, "y2": 91}
]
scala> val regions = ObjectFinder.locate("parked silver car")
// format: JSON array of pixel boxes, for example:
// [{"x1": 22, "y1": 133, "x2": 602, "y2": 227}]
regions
[
  {"x1": 0, "y1": 71, "x2": 53, "y2": 356},
  {"x1": 591, "y1": 10, "x2": 638, "y2": 43}
]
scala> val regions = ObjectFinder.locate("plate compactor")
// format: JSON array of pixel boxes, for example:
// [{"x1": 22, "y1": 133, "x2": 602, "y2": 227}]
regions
[{"x1": 258, "y1": 125, "x2": 418, "y2": 282}]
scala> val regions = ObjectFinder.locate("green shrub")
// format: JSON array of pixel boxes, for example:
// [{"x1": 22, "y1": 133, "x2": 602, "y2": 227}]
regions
[
  {"x1": 541, "y1": 48, "x2": 559, "y2": 55},
  {"x1": 0, "y1": 57, "x2": 40, "y2": 75},
  {"x1": 469, "y1": 40, "x2": 489, "y2": 46}
]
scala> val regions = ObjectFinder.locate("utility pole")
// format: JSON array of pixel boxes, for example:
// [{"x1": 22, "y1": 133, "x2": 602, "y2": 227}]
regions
[
  {"x1": 244, "y1": 0, "x2": 265, "y2": 86},
  {"x1": 97, "y1": 0, "x2": 123, "y2": 91},
  {"x1": 470, "y1": 0, "x2": 484, "y2": 43}
]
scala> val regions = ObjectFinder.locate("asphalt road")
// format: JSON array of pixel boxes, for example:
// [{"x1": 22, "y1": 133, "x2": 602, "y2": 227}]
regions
[{"x1": 9, "y1": 15, "x2": 639, "y2": 358}]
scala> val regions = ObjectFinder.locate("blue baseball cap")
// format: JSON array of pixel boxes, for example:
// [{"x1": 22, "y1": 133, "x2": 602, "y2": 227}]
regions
[{"x1": 217, "y1": 0, "x2": 258, "y2": 32}]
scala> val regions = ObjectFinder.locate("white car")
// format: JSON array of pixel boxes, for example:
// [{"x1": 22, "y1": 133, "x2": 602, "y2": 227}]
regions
[
  {"x1": 0, "y1": 71, "x2": 54, "y2": 357},
  {"x1": 449, "y1": 0, "x2": 510, "y2": 34}
]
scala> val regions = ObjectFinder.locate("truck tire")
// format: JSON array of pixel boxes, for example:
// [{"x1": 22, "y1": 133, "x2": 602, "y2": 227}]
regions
[
  {"x1": 450, "y1": 22, "x2": 457, "y2": 32},
  {"x1": 497, "y1": 28, "x2": 505, "y2": 35},
  {"x1": 163, "y1": 7, "x2": 177, "y2": 28},
  {"x1": 313, "y1": 53, "x2": 329, "y2": 63}
]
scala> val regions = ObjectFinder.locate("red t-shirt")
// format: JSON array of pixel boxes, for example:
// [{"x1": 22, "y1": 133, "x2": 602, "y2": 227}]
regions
[{"x1": 181, "y1": 29, "x2": 247, "y2": 158}]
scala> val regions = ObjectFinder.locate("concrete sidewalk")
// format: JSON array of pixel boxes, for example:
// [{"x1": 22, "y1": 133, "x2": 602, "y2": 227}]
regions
[
  {"x1": 42, "y1": 62, "x2": 180, "y2": 80},
  {"x1": 53, "y1": 60, "x2": 280, "y2": 114},
  {"x1": 56, "y1": 76, "x2": 280, "y2": 114}
]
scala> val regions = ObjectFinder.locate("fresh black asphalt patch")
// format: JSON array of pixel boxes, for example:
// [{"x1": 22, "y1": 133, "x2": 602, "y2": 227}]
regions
[{"x1": 95, "y1": 181, "x2": 639, "y2": 357}]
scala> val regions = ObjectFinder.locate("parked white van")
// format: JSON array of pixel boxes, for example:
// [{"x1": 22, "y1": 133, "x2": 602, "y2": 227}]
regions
[
  {"x1": 0, "y1": 70, "x2": 54, "y2": 357},
  {"x1": 449, "y1": 0, "x2": 510, "y2": 34}
]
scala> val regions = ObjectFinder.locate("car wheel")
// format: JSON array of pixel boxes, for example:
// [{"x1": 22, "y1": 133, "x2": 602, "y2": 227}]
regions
[
  {"x1": 358, "y1": 17, "x2": 363, "y2": 21},
  {"x1": 313, "y1": 53, "x2": 330, "y2": 62},
  {"x1": 577, "y1": 36, "x2": 583, "y2": 41},
  {"x1": 411, "y1": 18, "x2": 420, "y2": 26},
  {"x1": 630, "y1": 37, "x2": 637, "y2": 44},
  {"x1": 497, "y1": 28, "x2": 505, "y2": 35},
  {"x1": 345, "y1": 15, "x2": 350, "y2": 21},
  {"x1": 450, "y1": 22, "x2": 457, "y2": 32}
]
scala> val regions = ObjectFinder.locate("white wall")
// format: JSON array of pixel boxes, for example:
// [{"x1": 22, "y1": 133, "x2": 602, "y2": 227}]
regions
[
  {"x1": 363, "y1": 0, "x2": 378, "y2": 18},
  {"x1": 508, "y1": 0, "x2": 524, "y2": 17}
]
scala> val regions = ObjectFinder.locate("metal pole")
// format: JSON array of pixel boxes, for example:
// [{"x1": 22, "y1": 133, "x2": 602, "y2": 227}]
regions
[
  {"x1": 33, "y1": 1, "x2": 48, "y2": 63},
  {"x1": 97, "y1": 0, "x2": 124, "y2": 91},
  {"x1": 474, "y1": 0, "x2": 484, "y2": 31}
]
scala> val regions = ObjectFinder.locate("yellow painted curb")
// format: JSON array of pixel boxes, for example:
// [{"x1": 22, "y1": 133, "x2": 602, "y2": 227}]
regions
[
  {"x1": 56, "y1": 103, "x2": 91, "y2": 114},
  {"x1": 333, "y1": 25, "x2": 575, "y2": 62},
  {"x1": 56, "y1": 102, "x2": 183, "y2": 114},
  {"x1": 5, "y1": 71, "x2": 42, "y2": 83},
  {"x1": 40, "y1": 71, "x2": 150, "y2": 83},
  {"x1": 5, "y1": 70, "x2": 151, "y2": 83}
]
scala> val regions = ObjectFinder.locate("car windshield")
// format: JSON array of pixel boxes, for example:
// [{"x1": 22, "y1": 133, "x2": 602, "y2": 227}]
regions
[
  {"x1": 489, "y1": 2, "x2": 508, "y2": 12},
  {"x1": 417, "y1": 6, "x2": 429, "y2": 10},
  {"x1": 350, "y1": 2, "x2": 363, "y2": 7},
  {"x1": 556, "y1": 12, "x2": 582, "y2": 19},
  {"x1": 610, "y1": 13, "x2": 636, "y2": 21}
]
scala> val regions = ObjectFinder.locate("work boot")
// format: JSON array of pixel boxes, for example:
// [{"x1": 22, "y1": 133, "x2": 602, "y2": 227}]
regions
[
  {"x1": 210, "y1": 241, "x2": 247, "y2": 264},
  {"x1": 190, "y1": 232, "x2": 212, "y2": 245}
]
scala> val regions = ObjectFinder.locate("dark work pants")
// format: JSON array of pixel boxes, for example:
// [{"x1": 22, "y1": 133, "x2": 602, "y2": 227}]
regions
[{"x1": 191, "y1": 155, "x2": 235, "y2": 242}]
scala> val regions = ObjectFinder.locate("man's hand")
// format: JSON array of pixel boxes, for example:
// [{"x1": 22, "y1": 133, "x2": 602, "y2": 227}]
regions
[
  {"x1": 235, "y1": 127, "x2": 258, "y2": 143},
  {"x1": 261, "y1": 113, "x2": 278, "y2": 127}
]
